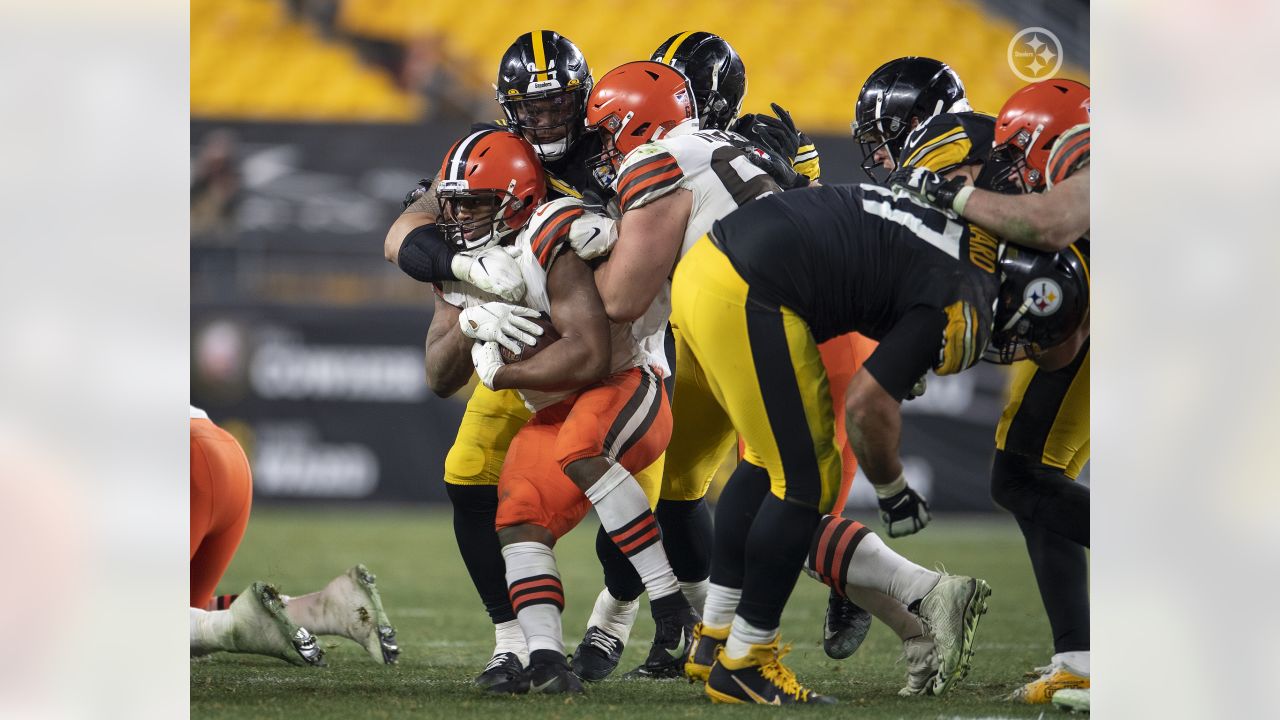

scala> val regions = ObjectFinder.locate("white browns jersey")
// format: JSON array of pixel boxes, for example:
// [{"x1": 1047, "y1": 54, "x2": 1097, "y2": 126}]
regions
[
  {"x1": 438, "y1": 197, "x2": 644, "y2": 412},
  {"x1": 607, "y1": 126, "x2": 782, "y2": 363}
]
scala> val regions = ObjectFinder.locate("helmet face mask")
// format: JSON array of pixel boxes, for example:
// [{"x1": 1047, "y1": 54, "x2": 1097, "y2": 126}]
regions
[
  {"x1": 435, "y1": 130, "x2": 547, "y2": 251},
  {"x1": 851, "y1": 115, "x2": 909, "y2": 179},
  {"x1": 584, "y1": 61, "x2": 697, "y2": 190},
  {"x1": 499, "y1": 84, "x2": 590, "y2": 160},
  {"x1": 436, "y1": 184, "x2": 520, "y2": 251}
]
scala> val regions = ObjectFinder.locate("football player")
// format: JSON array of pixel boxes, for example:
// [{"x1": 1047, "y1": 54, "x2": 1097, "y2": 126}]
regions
[
  {"x1": 189, "y1": 406, "x2": 398, "y2": 666},
  {"x1": 851, "y1": 56, "x2": 971, "y2": 181},
  {"x1": 422, "y1": 129, "x2": 695, "y2": 694},
  {"x1": 891, "y1": 79, "x2": 1092, "y2": 707},
  {"x1": 661, "y1": 126, "x2": 1092, "y2": 700}
]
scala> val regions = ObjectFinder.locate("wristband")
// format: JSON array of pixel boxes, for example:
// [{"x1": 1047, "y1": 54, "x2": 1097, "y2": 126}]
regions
[
  {"x1": 952, "y1": 185, "x2": 975, "y2": 215},
  {"x1": 874, "y1": 471, "x2": 908, "y2": 499}
]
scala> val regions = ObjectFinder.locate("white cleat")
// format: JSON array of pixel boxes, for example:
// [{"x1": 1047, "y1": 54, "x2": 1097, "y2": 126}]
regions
[
  {"x1": 292, "y1": 564, "x2": 399, "y2": 664},
  {"x1": 1052, "y1": 687, "x2": 1090, "y2": 713},
  {"x1": 897, "y1": 634, "x2": 939, "y2": 696},
  {"x1": 231, "y1": 582, "x2": 325, "y2": 667},
  {"x1": 914, "y1": 574, "x2": 991, "y2": 695}
]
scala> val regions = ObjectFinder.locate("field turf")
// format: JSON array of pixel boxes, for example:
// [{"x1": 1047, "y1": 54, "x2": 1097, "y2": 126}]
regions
[{"x1": 191, "y1": 507, "x2": 1065, "y2": 719}]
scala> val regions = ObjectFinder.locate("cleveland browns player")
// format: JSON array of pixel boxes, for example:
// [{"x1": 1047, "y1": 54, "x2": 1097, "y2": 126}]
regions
[{"x1": 421, "y1": 128, "x2": 695, "y2": 694}]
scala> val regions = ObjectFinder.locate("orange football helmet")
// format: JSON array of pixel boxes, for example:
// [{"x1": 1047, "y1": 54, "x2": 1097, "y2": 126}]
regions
[
  {"x1": 584, "y1": 61, "x2": 696, "y2": 188},
  {"x1": 435, "y1": 129, "x2": 547, "y2": 250},
  {"x1": 992, "y1": 79, "x2": 1090, "y2": 191}
]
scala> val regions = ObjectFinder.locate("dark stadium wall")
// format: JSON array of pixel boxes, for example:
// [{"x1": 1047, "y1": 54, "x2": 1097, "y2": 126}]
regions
[{"x1": 191, "y1": 120, "x2": 1028, "y2": 512}]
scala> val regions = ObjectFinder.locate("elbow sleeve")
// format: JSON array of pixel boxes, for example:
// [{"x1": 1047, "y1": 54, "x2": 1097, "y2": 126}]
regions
[{"x1": 396, "y1": 224, "x2": 458, "y2": 283}]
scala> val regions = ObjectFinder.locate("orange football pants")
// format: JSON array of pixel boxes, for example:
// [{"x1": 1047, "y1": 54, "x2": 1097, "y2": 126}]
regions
[
  {"x1": 190, "y1": 417, "x2": 253, "y2": 609},
  {"x1": 497, "y1": 366, "x2": 672, "y2": 539}
]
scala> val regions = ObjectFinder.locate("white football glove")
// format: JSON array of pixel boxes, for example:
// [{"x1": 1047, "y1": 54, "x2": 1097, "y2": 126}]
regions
[
  {"x1": 471, "y1": 340, "x2": 505, "y2": 390},
  {"x1": 451, "y1": 245, "x2": 525, "y2": 302},
  {"x1": 458, "y1": 302, "x2": 544, "y2": 355},
  {"x1": 567, "y1": 213, "x2": 618, "y2": 260}
]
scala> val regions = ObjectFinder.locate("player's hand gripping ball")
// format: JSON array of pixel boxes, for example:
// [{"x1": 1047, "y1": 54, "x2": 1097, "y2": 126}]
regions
[{"x1": 499, "y1": 313, "x2": 561, "y2": 364}]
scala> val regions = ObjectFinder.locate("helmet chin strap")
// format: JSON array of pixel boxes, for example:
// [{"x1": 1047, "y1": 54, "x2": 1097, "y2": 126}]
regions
[{"x1": 533, "y1": 137, "x2": 569, "y2": 160}]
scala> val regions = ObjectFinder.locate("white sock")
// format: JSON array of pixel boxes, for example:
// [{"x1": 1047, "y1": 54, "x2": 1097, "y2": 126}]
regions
[
  {"x1": 724, "y1": 615, "x2": 778, "y2": 660},
  {"x1": 493, "y1": 619, "x2": 529, "y2": 665},
  {"x1": 702, "y1": 583, "x2": 741, "y2": 630},
  {"x1": 586, "y1": 463, "x2": 680, "y2": 601},
  {"x1": 586, "y1": 587, "x2": 640, "y2": 646},
  {"x1": 501, "y1": 541, "x2": 565, "y2": 655},
  {"x1": 189, "y1": 607, "x2": 235, "y2": 655},
  {"x1": 1054, "y1": 650, "x2": 1090, "y2": 677},
  {"x1": 679, "y1": 578, "x2": 710, "y2": 616},
  {"x1": 843, "y1": 532, "x2": 940, "y2": 605},
  {"x1": 844, "y1": 586, "x2": 924, "y2": 641}
]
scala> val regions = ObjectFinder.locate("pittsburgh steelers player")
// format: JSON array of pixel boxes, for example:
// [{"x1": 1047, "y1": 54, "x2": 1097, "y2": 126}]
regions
[
  {"x1": 891, "y1": 79, "x2": 1092, "y2": 711},
  {"x1": 662, "y1": 118, "x2": 1090, "y2": 701},
  {"x1": 423, "y1": 128, "x2": 697, "y2": 694},
  {"x1": 852, "y1": 56, "x2": 972, "y2": 181}
]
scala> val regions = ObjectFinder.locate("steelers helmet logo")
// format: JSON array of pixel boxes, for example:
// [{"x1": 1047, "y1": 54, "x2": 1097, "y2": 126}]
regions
[{"x1": 1025, "y1": 277, "x2": 1062, "y2": 316}]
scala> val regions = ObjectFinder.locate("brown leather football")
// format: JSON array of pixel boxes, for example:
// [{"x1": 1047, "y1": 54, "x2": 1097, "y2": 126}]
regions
[{"x1": 500, "y1": 313, "x2": 561, "y2": 364}]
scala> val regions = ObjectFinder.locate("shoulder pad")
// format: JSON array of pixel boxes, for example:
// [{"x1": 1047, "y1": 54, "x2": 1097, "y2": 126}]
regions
[
  {"x1": 1046, "y1": 123, "x2": 1090, "y2": 189},
  {"x1": 898, "y1": 112, "x2": 995, "y2": 174},
  {"x1": 616, "y1": 142, "x2": 685, "y2": 213},
  {"x1": 522, "y1": 197, "x2": 584, "y2": 269}
]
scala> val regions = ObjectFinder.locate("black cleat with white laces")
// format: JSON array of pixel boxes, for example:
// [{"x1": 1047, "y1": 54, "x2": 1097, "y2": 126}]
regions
[
  {"x1": 823, "y1": 589, "x2": 873, "y2": 659},
  {"x1": 527, "y1": 650, "x2": 585, "y2": 694},
  {"x1": 622, "y1": 594, "x2": 699, "y2": 679},
  {"x1": 571, "y1": 626, "x2": 624, "y2": 681},
  {"x1": 476, "y1": 652, "x2": 527, "y2": 693}
]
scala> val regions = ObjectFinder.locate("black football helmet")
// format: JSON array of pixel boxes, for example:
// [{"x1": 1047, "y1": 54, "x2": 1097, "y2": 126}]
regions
[
  {"x1": 651, "y1": 31, "x2": 746, "y2": 131},
  {"x1": 985, "y1": 244, "x2": 1090, "y2": 364},
  {"x1": 852, "y1": 57, "x2": 969, "y2": 181},
  {"x1": 496, "y1": 30, "x2": 593, "y2": 161}
]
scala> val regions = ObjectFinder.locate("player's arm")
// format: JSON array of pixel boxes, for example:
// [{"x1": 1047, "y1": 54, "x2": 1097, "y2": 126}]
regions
[
  {"x1": 846, "y1": 307, "x2": 944, "y2": 537},
  {"x1": 423, "y1": 295, "x2": 475, "y2": 398},
  {"x1": 959, "y1": 167, "x2": 1089, "y2": 251},
  {"x1": 490, "y1": 251, "x2": 612, "y2": 393},
  {"x1": 593, "y1": 189, "x2": 692, "y2": 322}
]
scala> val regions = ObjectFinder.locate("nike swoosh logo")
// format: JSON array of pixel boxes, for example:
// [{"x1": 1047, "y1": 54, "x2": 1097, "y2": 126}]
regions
[
  {"x1": 530, "y1": 677, "x2": 559, "y2": 692},
  {"x1": 584, "y1": 227, "x2": 601, "y2": 246},
  {"x1": 732, "y1": 675, "x2": 781, "y2": 705}
]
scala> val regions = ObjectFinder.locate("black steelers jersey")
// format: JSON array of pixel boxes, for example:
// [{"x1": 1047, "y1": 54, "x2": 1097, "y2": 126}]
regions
[
  {"x1": 710, "y1": 183, "x2": 1001, "y2": 375},
  {"x1": 896, "y1": 111, "x2": 996, "y2": 174}
]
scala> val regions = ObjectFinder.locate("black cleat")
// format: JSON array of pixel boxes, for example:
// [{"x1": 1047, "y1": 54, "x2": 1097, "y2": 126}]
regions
[
  {"x1": 823, "y1": 589, "x2": 873, "y2": 659},
  {"x1": 476, "y1": 652, "x2": 527, "y2": 693},
  {"x1": 705, "y1": 642, "x2": 836, "y2": 705},
  {"x1": 622, "y1": 597, "x2": 698, "y2": 680},
  {"x1": 527, "y1": 651, "x2": 585, "y2": 694},
  {"x1": 571, "y1": 626, "x2": 624, "y2": 681}
]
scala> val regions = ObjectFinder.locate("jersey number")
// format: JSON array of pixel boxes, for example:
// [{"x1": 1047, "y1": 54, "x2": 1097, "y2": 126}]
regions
[{"x1": 709, "y1": 146, "x2": 777, "y2": 207}]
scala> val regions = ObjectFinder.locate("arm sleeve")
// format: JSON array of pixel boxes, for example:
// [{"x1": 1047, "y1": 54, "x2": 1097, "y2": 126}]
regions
[
  {"x1": 396, "y1": 224, "x2": 459, "y2": 283},
  {"x1": 615, "y1": 144, "x2": 685, "y2": 213},
  {"x1": 861, "y1": 306, "x2": 947, "y2": 402}
]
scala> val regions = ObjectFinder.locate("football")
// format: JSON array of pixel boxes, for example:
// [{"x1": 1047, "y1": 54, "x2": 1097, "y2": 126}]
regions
[{"x1": 499, "y1": 313, "x2": 560, "y2": 364}]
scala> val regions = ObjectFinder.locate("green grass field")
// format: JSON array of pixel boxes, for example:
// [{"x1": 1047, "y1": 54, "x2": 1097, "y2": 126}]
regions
[{"x1": 192, "y1": 507, "x2": 1062, "y2": 719}]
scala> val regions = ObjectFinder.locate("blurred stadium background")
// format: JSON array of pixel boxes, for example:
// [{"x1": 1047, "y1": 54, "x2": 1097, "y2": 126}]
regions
[{"x1": 190, "y1": 0, "x2": 1089, "y2": 512}]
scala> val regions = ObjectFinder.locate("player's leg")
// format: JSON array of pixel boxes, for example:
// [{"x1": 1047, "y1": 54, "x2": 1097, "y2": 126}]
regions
[
  {"x1": 493, "y1": 413, "x2": 595, "y2": 695},
  {"x1": 671, "y1": 237, "x2": 840, "y2": 704},
  {"x1": 190, "y1": 582, "x2": 325, "y2": 666},
  {"x1": 189, "y1": 419, "x2": 253, "y2": 610},
  {"x1": 443, "y1": 384, "x2": 533, "y2": 686},
  {"x1": 993, "y1": 346, "x2": 1091, "y2": 703},
  {"x1": 817, "y1": 333, "x2": 879, "y2": 659},
  {"x1": 555, "y1": 367, "x2": 697, "y2": 678},
  {"x1": 279, "y1": 564, "x2": 399, "y2": 664},
  {"x1": 573, "y1": 454, "x2": 661, "y2": 681}
]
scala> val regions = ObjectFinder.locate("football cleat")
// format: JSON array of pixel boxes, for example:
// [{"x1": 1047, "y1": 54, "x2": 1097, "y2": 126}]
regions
[
  {"x1": 477, "y1": 652, "x2": 528, "y2": 693},
  {"x1": 527, "y1": 653, "x2": 585, "y2": 694},
  {"x1": 1052, "y1": 687, "x2": 1091, "y2": 713},
  {"x1": 914, "y1": 574, "x2": 991, "y2": 695},
  {"x1": 684, "y1": 622, "x2": 728, "y2": 682},
  {"x1": 622, "y1": 602, "x2": 698, "y2": 679},
  {"x1": 232, "y1": 582, "x2": 325, "y2": 667},
  {"x1": 571, "y1": 626, "x2": 624, "y2": 681},
  {"x1": 822, "y1": 589, "x2": 873, "y2": 659},
  {"x1": 1009, "y1": 662, "x2": 1090, "y2": 703},
  {"x1": 293, "y1": 564, "x2": 399, "y2": 664},
  {"x1": 898, "y1": 634, "x2": 940, "y2": 696},
  {"x1": 704, "y1": 642, "x2": 835, "y2": 705}
]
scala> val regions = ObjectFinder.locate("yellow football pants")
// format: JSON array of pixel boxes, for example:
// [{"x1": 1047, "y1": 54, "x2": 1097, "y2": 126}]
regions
[
  {"x1": 995, "y1": 346, "x2": 1091, "y2": 479},
  {"x1": 667, "y1": 236, "x2": 842, "y2": 512}
]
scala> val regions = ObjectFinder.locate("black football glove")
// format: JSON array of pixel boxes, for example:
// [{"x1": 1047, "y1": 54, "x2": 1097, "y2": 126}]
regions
[
  {"x1": 580, "y1": 188, "x2": 622, "y2": 220},
  {"x1": 768, "y1": 103, "x2": 821, "y2": 183},
  {"x1": 723, "y1": 133, "x2": 809, "y2": 190},
  {"x1": 877, "y1": 485, "x2": 933, "y2": 538},
  {"x1": 732, "y1": 110, "x2": 801, "y2": 163},
  {"x1": 888, "y1": 166, "x2": 967, "y2": 213},
  {"x1": 401, "y1": 178, "x2": 433, "y2": 211}
]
